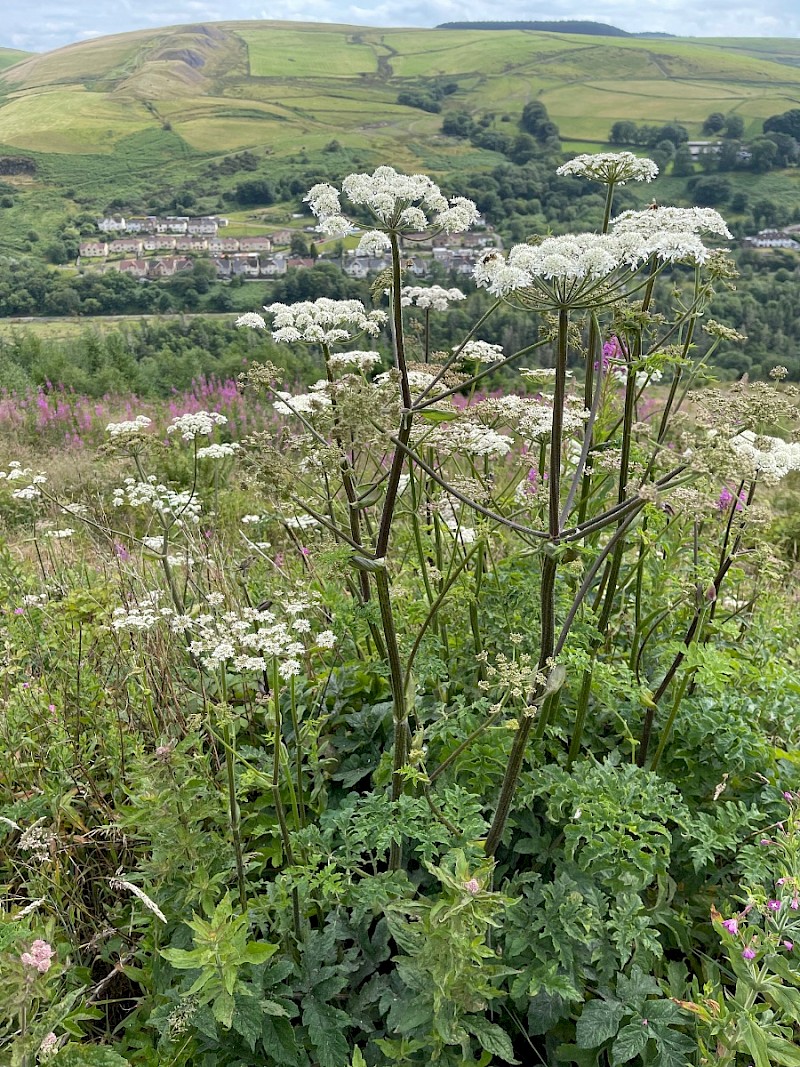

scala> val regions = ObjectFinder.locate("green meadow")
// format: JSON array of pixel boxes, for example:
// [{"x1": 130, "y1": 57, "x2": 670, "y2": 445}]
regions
[{"x1": 1, "y1": 23, "x2": 799, "y2": 167}]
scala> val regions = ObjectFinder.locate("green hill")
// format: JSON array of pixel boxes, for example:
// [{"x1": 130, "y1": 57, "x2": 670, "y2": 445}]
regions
[
  {"x1": 1, "y1": 23, "x2": 799, "y2": 164},
  {"x1": 0, "y1": 48, "x2": 29, "y2": 72},
  {"x1": 0, "y1": 23, "x2": 799, "y2": 258}
]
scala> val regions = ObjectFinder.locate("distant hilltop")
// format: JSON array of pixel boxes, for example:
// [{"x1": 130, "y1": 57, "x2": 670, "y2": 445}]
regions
[{"x1": 435, "y1": 20, "x2": 674, "y2": 37}]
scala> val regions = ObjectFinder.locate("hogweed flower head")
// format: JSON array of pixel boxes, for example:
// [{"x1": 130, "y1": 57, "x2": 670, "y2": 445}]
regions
[
  {"x1": 235, "y1": 311, "x2": 267, "y2": 330},
  {"x1": 267, "y1": 298, "x2": 387, "y2": 345},
  {"x1": 305, "y1": 166, "x2": 480, "y2": 244},
  {"x1": 612, "y1": 205, "x2": 732, "y2": 240},
  {"x1": 557, "y1": 151, "x2": 659, "y2": 185},
  {"x1": 106, "y1": 415, "x2": 152, "y2": 438},
  {"x1": 167, "y1": 411, "x2": 228, "y2": 441},
  {"x1": 459, "y1": 340, "x2": 505, "y2": 364},
  {"x1": 400, "y1": 285, "x2": 466, "y2": 310}
]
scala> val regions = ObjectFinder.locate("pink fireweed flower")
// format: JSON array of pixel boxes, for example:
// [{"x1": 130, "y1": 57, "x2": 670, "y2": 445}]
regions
[
  {"x1": 768, "y1": 899, "x2": 782, "y2": 912},
  {"x1": 717, "y1": 486, "x2": 745, "y2": 512},
  {"x1": 721, "y1": 918, "x2": 738, "y2": 935},
  {"x1": 785, "y1": 941, "x2": 794, "y2": 951},
  {"x1": 20, "y1": 939, "x2": 54, "y2": 973},
  {"x1": 792, "y1": 896, "x2": 799, "y2": 910},
  {"x1": 464, "y1": 878, "x2": 481, "y2": 895},
  {"x1": 742, "y1": 946, "x2": 757, "y2": 960}
]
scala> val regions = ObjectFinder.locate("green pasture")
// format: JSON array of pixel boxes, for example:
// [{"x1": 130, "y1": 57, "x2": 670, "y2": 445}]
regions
[
  {"x1": 0, "y1": 49, "x2": 28, "y2": 73},
  {"x1": 242, "y1": 29, "x2": 378, "y2": 78},
  {"x1": 0, "y1": 87, "x2": 154, "y2": 153}
]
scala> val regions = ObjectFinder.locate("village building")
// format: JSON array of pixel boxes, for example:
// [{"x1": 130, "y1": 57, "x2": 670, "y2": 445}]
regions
[
  {"x1": 230, "y1": 254, "x2": 261, "y2": 276},
  {"x1": 212, "y1": 257, "x2": 233, "y2": 277},
  {"x1": 143, "y1": 235, "x2": 178, "y2": 252},
  {"x1": 113, "y1": 258, "x2": 149, "y2": 277},
  {"x1": 238, "y1": 236, "x2": 272, "y2": 252},
  {"x1": 79, "y1": 240, "x2": 109, "y2": 258},
  {"x1": 97, "y1": 216, "x2": 127, "y2": 233},
  {"x1": 149, "y1": 256, "x2": 193, "y2": 277},
  {"x1": 742, "y1": 230, "x2": 800, "y2": 249},
  {"x1": 260, "y1": 255, "x2": 288, "y2": 276},
  {"x1": 109, "y1": 238, "x2": 144, "y2": 255},
  {"x1": 187, "y1": 218, "x2": 219, "y2": 235},
  {"x1": 175, "y1": 236, "x2": 209, "y2": 252},
  {"x1": 208, "y1": 237, "x2": 240, "y2": 253}
]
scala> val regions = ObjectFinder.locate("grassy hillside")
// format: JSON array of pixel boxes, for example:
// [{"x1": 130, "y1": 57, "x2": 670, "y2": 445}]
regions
[
  {"x1": 1, "y1": 24, "x2": 799, "y2": 162},
  {"x1": 0, "y1": 23, "x2": 799, "y2": 258},
  {"x1": 0, "y1": 48, "x2": 29, "y2": 72}
]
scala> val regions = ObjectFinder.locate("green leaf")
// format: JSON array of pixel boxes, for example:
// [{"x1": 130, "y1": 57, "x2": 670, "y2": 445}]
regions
[
  {"x1": 51, "y1": 1047, "x2": 130, "y2": 1067},
  {"x1": 351, "y1": 1049, "x2": 367, "y2": 1067},
  {"x1": 262, "y1": 999, "x2": 290, "y2": 1017},
  {"x1": 576, "y1": 1000, "x2": 626, "y2": 1049},
  {"x1": 610, "y1": 1022, "x2": 649, "y2": 1064},
  {"x1": 615, "y1": 965, "x2": 660, "y2": 1007},
  {"x1": 466, "y1": 1016, "x2": 520, "y2": 1064},
  {"x1": 742, "y1": 1017, "x2": 772, "y2": 1067},
  {"x1": 262, "y1": 1016, "x2": 300, "y2": 1065},
  {"x1": 650, "y1": 1025, "x2": 697, "y2": 1067},
  {"x1": 419, "y1": 409, "x2": 460, "y2": 423},
  {"x1": 303, "y1": 997, "x2": 350, "y2": 1067},
  {"x1": 242, "y1": 941, "x2": 278, "y2": 965},
  {"x1": 231, "y1": 993, "x2": 263, "y2": 1051},
  {"x1": 160, "y1": 947, "x2": 202, "y2": 970},
  {"x1": 767, "y1": 1036, "x2": 800, "y2": 1067},
  {"x1": 212, "y1": 988, "x2": 236, "y2": 1029}
]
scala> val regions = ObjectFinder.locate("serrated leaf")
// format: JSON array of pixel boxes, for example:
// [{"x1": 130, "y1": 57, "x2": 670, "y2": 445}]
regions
[
  {"x1": 262, "y1": 1016, "x2": 300, "y2": 1065},
  {"x1": 160, "y1": 947, "x2": 202, "y2": 970},
  {"x1": 212, "y1": 988, "x2": 236, "y2": 1029},
  {"x1": 467, "y1": 1016, "x2": 520, "y2": 1064},
  {"x1": 576, "y1": 1000, "x2": 625, "y2": 1049},
  {"x1": 351, "y1": 1049, "x2": 367, "y2": 1067},
  {"x1": 610, "y1": 1022, "x2": 649, "y2": 1064},
  {"x1": 303, "y1": 997, "x2": 350, "y2": 1067},
  {"x1": 231, "y1": 992, "x2": 263, "y2": 1051}
]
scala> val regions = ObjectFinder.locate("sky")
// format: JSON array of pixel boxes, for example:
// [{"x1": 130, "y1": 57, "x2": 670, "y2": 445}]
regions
[{"x1": 1, "y1": 0, "x2": 798, "y2": 54}]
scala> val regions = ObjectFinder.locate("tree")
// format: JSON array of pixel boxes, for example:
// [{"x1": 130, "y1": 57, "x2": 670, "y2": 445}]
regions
[
  {"x1": 702, "y1": 112, "x2": 726, "y2": 135},
  {"x1": 290, "y1": 232, "x2": 310, "y2": 256},
  {"x1": 520, "y1": 101, "x2": 549, "y2": 136},
  {"x1": 723, "y1": 114, "x2": 745, "y2": 139},
  {"x1": 650, "y1": 123, "x2": 689, "y2": 148},
  {"x1": 233, "y1": 179, "x2": 275, "y2": 206},
  {"x1": 441, "y1": 111, "x2": 475, "y2": 139},
  {"x1": 730, "y1": 191, "x2": 749, "y2": 213},
  {"x1": 609, "y1": 120, "x2": 637, "y2": 144},
  {"x1": 748, "y1": 138, "x2": 779, "y2": 173},
  {"x1": 764, "y1": 108, "x2": 800, "y2": 140},
  {"x1": 671, "y1": 145, "x2": 695, "y2": 176},
  {"x1": 689, "y1": 175, "x2": 732, "y2": 206}
]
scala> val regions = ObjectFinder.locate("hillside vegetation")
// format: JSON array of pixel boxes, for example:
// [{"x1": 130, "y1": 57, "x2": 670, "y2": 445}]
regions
[{"x1": 0, "y1": 24, "x2": 799, "y2": 170}]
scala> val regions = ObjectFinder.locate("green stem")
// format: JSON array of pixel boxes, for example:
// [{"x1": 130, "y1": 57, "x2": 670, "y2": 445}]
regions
[{"x1": 484, "y1": 307, "x2": 568, "y2": 858}]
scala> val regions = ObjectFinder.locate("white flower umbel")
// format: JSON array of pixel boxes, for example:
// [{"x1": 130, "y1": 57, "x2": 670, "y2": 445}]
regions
[
  {"x1": 729, "y1": 429, "x2": 800, "y2": 485},
  {"x1": 267, "y1": 298, "x2": 387, "y2": 345},
  {"x1": 106, "y1": 415, "x2": 152, "y2": 437},
  {"x1": 235, "y1": 312, "x2": 267, "y2": 330},
  {"x1": 272, "y1": 387, "x2": 333, "y2": 417},
  {"x1": 612, "y1": 205, "x2": 732, "y2": 240},
  {"x1": 356, "y1": 230, "x2": 391, "y2": 255},
  {"x1": 400, "y1": 285, "x2": 466, "y2": 311},
  {"x1": 557, "y1": 152, "x2": 659, "y2": 185},
  {"x1": 459, "y1": 340, "x2": 504, "y2": 364},
  {"x1": 305, "y1": 166, "x2": 480, "y2": 238},
  {"x1": 195, "y1": 443, "x2": 241, "y2": 460},
  {"x1": 428, "y1": 422, "x2": 514, "y2": 458},
  {"x1": 327, "y1": 350, "x2": 382, "y2": 373},
  {"x1": 167, "y1": 411, "x2": 228, "y2": 441}
]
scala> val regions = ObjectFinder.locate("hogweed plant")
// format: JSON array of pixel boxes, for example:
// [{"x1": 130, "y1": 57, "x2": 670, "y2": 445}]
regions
[{"x1": 1, "y1": 154, "x2": 799, "y2": 1065}]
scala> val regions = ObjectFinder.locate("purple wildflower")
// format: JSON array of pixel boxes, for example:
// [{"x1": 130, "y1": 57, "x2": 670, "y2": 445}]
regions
[
  {"x1": 742, "y1": 947, "x2": 757, "y2": 960},
  {"x1": 768, "y1": 899, "x2": 783, "y2": 912},
  {"x1": 721, "y1": 918, "x2": 739, "y2": 935}
]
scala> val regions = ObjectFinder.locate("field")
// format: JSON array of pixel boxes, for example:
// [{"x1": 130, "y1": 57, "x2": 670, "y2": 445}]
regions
[{"x1": 1, "y1": 25, "x2": 799, "y2": 169}]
